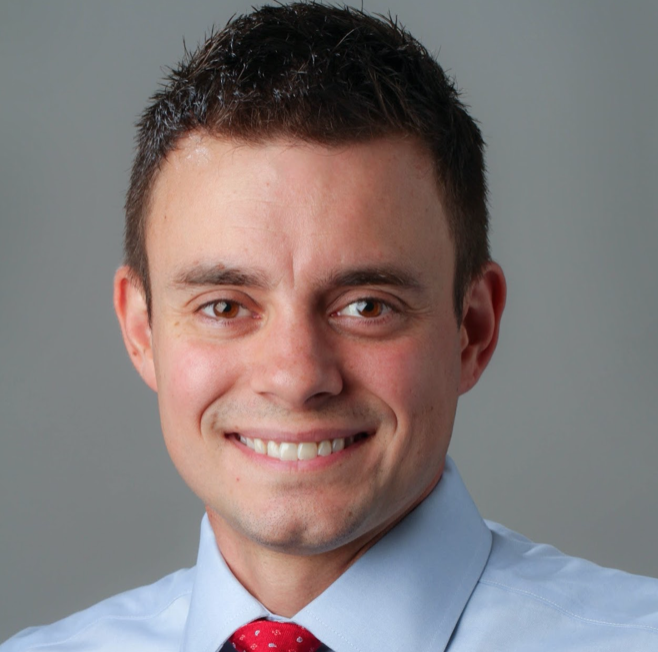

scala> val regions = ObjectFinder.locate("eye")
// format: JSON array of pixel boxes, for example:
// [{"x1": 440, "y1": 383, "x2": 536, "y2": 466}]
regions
[
  {"x1": 199, "y1": 300, "x2": 249, "y2": 320},
  {"x1": 339, "y1": 298, "x2": 390, "y2": 319}
]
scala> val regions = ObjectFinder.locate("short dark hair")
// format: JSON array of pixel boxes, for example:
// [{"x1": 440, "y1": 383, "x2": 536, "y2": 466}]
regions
[{"x1": 125, "y1": 2, "x2": 490, "y2": 321}]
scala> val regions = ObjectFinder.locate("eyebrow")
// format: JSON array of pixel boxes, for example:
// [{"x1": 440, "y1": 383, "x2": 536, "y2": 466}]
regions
[
  {"x1": 171, "y1": 263, "x2": 423, "y2": 292},
  {"x1": 324, "y1": 266, "x2": 423, "y2": 291},
  {"x1": 172, "y1": 264, "x2": 270, "y2": 289}
]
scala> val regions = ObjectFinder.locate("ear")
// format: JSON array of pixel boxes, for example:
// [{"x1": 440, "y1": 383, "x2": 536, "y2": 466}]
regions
[
  {"x1": 458, "y1": 261, "x2": 506, "y2": 395},
  {"x1": 113, "y1": 266, "x2": 158, "y2": 392}
]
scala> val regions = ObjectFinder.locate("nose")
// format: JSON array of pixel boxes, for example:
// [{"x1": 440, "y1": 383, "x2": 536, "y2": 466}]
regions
[{"x1": 249, "y1": 309, "x2": 343, "y2": 408}]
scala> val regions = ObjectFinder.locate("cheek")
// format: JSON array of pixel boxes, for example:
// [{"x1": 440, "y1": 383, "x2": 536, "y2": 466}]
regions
[
  {"x1": 345, "y1": 331, "x2": 460, "y2": 425},
  {"x1": 154, "y1": 335, "x2": 240, "y2": 430}
]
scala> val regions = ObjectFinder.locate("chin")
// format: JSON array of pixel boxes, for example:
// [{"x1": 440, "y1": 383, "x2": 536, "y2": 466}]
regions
[{"x1": 219, "y1": 496, "x2": 377, "y2": 557}]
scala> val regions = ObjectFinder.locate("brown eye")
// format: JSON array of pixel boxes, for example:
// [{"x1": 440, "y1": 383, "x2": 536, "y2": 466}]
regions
[
  {"x1": 354, "y1": 299, "x2": 383, "y2": 318},
  {"x1": 210, "y1": 300, "x2": 241, "y2": 318},
  {"x1": 337, "y1": 298, "x2": 391, "y2": 319}
]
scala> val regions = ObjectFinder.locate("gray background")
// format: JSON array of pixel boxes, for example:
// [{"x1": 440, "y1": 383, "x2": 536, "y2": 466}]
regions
[{"x1": 1, "y1": 0, "x2": 656, "y2": 641}]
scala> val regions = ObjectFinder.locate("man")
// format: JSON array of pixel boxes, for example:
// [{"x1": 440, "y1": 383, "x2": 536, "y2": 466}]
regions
[{"x1": 3, "y1": 3, "x2": 657, "y2": 651}]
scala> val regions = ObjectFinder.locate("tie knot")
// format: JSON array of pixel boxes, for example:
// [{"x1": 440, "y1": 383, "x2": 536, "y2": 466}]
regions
[{"x1": 229, "y1": 620, "x2": 322, "y2": 652}]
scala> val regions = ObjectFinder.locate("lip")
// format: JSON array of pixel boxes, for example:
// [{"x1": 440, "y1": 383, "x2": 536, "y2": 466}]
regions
[
  {"x1": 226, "y1": 428, "x2": 373, "y2": 444},
  {"x1": 226, "y1": 429, "x2": 373, "y2": 469}
]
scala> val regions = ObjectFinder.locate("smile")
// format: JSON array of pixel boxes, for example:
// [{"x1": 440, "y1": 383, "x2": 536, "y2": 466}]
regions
[{"x1": 234, "y1": 433, "x2": 369, "y2": 461}]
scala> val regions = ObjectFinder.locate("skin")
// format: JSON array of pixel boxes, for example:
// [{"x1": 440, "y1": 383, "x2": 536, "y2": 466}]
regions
[{"x1": 114, "y1": 134, "x2": 506, "y2": 616}]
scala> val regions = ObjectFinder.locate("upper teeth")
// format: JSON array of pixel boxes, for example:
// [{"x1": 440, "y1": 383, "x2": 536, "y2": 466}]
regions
[{"x1": 239, "y1": 435, "x2": 356, "y2": 461}]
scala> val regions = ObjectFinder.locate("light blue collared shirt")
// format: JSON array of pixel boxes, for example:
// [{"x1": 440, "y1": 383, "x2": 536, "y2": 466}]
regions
[{"x1": 3, "y1": 458, "x2": 658, "y2": 651}]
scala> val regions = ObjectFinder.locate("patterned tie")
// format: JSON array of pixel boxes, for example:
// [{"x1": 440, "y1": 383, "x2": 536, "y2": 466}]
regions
[{"x1": 229, "y1": 619, "x2": 322, "y2": 652}]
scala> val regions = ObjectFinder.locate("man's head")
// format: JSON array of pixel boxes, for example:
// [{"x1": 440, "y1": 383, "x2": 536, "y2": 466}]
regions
[
  {"x1": 114, "y1": 2, "x2": 505, "y2": 590},
  {"x1": 124, "y1": 2, "x2": 490, "y2": 322}
]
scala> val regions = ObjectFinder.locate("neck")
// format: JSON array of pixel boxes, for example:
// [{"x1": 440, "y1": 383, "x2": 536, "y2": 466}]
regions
[
  {"x1": 205, "y1": 472, "x2": 442, "y2": 616},
  {"x1": 206, "y1": 510, "x2": 388, "y2": 617}
]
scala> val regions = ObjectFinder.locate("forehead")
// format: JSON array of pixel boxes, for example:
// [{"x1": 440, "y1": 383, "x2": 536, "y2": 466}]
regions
[{"x1": 145, "y1": 134, "x2": 453, "y2": 288}]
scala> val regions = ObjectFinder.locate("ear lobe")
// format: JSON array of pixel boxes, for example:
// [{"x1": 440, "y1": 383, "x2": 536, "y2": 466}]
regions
[
  {"x1": 113, "y1": 266, "x2": 158, "y2": 392},
  {"x1": 458, "y1": 261, "x2": 506, "y2": 395}
]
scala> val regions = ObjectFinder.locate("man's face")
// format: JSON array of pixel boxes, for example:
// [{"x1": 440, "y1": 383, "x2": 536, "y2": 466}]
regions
[{"x1": 137, "y1": 135, "x2": 466, "y2": 556}]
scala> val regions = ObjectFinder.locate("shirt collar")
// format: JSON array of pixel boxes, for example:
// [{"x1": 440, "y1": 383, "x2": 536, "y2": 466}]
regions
[
  {"x1": 182, "y1": 457, "x2": 491, "y2": 652},
  {"x1": 182, "y1": 518, "x2": 268, "y2": 652}
]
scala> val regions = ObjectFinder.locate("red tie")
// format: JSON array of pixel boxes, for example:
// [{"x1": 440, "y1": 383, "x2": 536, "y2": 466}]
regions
[{"x1": 229, "y1": 620, "x2": 322, "y2": 652}]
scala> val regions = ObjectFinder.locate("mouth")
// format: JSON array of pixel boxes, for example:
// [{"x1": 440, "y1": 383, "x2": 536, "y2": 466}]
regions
[{"x1": 228, "y1": 432, "x2": 371, "y2": 462}]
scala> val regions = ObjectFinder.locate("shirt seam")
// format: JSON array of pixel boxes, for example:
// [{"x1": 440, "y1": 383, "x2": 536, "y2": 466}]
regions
[
  {"x1": 479, "y1": 579, "x2": 658, "y2": 634},
  {"x1": 301, "y1": 523, "x2": 491, "y2": 652},
  {"x1": 425, "y1": 529, "x2": 491, "y2": 652},
  {"x1": 302, "y1": 614, "x2": 363, "y2": 652},
  {"x1": 17, "y1": 590, "x2": 193, "y2": 651}
]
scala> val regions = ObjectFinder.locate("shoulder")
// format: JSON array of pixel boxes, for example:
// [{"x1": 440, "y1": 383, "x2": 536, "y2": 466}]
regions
[
  {"x1": 0, "y1": 567, "x2": 194, "y2": 652},
  {"x1": 460, "y1": 521, "x2": 658, "y2": 649}
]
